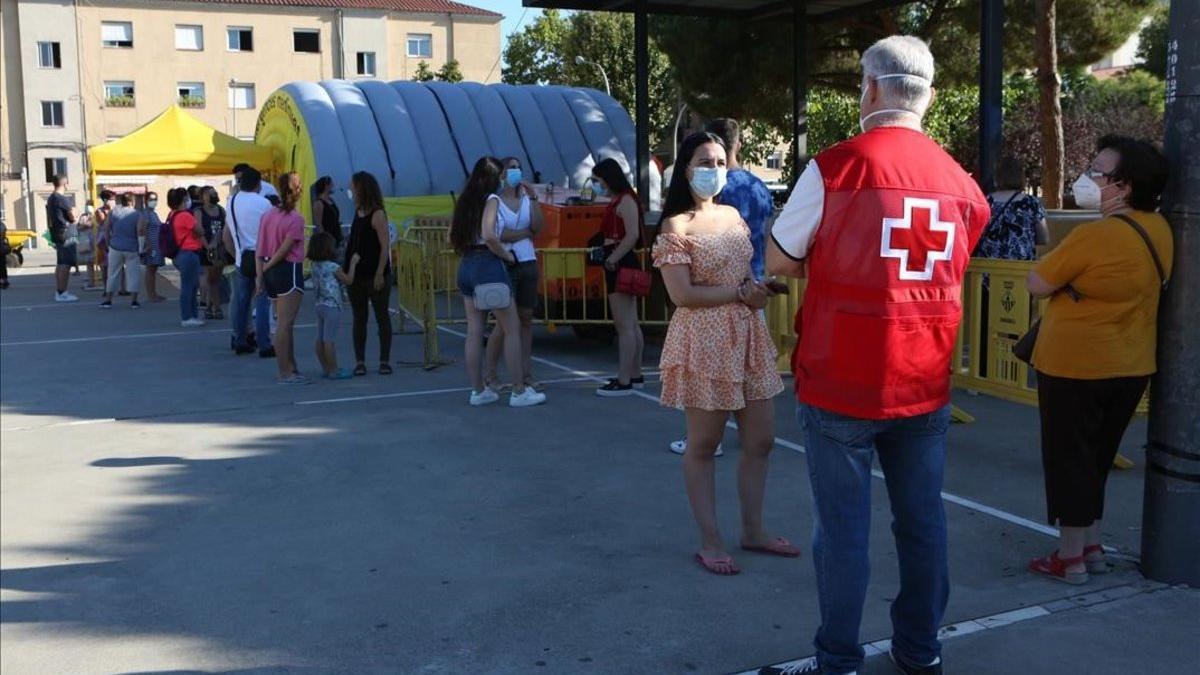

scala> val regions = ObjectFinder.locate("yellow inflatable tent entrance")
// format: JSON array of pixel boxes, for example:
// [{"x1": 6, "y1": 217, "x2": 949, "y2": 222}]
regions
[{"x1": 87, "y1": 105, "x2": 275, "y2": 194}]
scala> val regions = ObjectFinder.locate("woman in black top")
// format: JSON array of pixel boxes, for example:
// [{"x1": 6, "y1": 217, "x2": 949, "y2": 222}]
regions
[
  {"x1": 194, "y1": 186, "x2": 227, "y2": 320},
  {"x1": 343, "y1": 171, "x2": 393, "y2": 375},
  {"x1": 312, "y1": 176, "x2": 342, "y2": 248}
]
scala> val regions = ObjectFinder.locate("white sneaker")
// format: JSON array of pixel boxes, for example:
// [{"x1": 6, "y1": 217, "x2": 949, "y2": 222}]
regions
[
  {"x1": 469, "y1": 388, "x2": 500, "y2": 406},
  {"x1": 669, "y1": 438, "x2": 724, "y2": 457},
  {"x1": 55, "y1": 292, "x2": 79, "y2": 303},
  {"x1": 509, "y1": 388, "x2": 547, "y2": 408},
  {"x1": 180, "y1": 318, "x2": 206, "y2": 327}
]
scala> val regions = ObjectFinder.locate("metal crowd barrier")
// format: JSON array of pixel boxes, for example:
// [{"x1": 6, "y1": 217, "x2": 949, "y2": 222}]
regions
[{"x1": 393, "y1": 234, "x2": 1146, "y2": 416}]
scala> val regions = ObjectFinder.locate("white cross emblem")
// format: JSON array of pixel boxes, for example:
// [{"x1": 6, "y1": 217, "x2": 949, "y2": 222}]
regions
[{"x1": 880, "y1": 197, "x2": 956, "y2": 281}]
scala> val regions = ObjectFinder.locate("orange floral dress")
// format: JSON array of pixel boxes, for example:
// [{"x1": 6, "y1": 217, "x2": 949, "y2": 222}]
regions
[{"x1": 652, "y1": 227, "x2": 784, "y2": 411}]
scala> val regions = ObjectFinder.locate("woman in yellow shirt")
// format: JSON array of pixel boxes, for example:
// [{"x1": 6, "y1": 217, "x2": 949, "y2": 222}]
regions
[{"x1": 1025, "y1": 135, "x2": 1173, "y2": 585}]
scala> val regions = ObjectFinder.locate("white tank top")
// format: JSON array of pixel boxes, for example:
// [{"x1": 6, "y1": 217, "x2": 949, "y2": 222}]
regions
[{"x1": 492, "y1": 193, "x2": 537, "y2": 263}]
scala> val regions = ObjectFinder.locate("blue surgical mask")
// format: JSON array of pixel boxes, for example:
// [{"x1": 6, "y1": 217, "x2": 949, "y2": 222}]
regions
[
  {"x1": 689, "y1": 167, "x2": 727, "y2": 200},
  {"x1": 505, "y1": 168, "x2": 523, "y2": 189},
  {"x1": 592, "y1": 179, "x2": 606, "y2": 196}
]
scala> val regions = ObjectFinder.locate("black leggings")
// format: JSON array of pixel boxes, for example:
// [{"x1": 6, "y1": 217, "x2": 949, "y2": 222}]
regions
[{"x1": 348, "y1": 281, "x2": 393, "y2": 363}]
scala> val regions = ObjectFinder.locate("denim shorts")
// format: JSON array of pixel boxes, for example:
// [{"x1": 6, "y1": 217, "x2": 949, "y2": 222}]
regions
[{"x1": 457, "y1": 249, "x2": 511, "y2": 298}]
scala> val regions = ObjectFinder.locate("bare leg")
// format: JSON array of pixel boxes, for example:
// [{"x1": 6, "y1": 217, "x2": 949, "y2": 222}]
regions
[
  {"x1": 732, "y1": 399, "x2": 778, "y2": 546},
  {"x1": 463, "y1": 297, "x2": 486, "y2": 392},
  {"x1": 274, "y1": 291, "x2": 303, "y2": 378},
  {"x1": 1057, "y1": 524, "x2": 1088, "y2": 573},
  {"x1": 495, "y1": 305, "x2": 526, "y2": 394},
  {"x1": 315, "y1": 339, "x2": 330, "y2": 375},
  {"x1": 484, "y1": 317, "x2": 505, "y2": 386},
  {"x1": 609, "y1": 293, "x2": 640, "y2": 383},
  {"x1": 55, "y1": 265, "x2": 70, "y2": 294},
  {"x1": 323, "y1": 342, "x2": 339, "y2": 374},
  {"x1": 519, "y1": 308, "x2": 535, "y2": 383},
  {"x1": 683, "y1": 407, "x2": 732, "y2": 557}
]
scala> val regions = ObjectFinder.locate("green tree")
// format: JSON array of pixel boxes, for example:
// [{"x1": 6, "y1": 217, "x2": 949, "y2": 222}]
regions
[
  {"x1": 655, "y1": 0, "x2": 1157, "y2": 132},
  {"x1": 413, "y1": 60, "x2": 435, "y2": 82},
  {"x1": 436, "y1": 60, "x2": 464, "y2": 83},
  {"x1": 1135, "y1": 2, "x2": 1169, "y2": 78},
  {"x1": 503, "y1": 11, "x2": 680, "y2": 151},
  {"x1": 502, "y1": 9, "x2": 569, "y2": 85}
]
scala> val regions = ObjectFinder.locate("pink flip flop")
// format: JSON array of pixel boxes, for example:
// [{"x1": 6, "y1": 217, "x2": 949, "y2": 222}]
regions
[
  {"x1": 694, "y1": 552, "x2": 741, "y2": 575},
  {"x1": 740, "y1": 537, "x2": 802, "y2": 558}
]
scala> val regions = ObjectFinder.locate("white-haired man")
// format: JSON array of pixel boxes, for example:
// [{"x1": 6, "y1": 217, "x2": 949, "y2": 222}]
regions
[{"x1": 763, "y1": 36, "x2": 990, "y2": 675}]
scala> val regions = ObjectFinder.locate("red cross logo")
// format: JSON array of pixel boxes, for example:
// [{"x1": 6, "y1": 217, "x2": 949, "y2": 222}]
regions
[{"x1": 880, "y1": 197, "x2": 956, "y2": 281}]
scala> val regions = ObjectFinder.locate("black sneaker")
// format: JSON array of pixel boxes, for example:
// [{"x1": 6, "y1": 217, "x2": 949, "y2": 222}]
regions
[
  {"x1": 631, "y1": 376, "x2": 646, "y2": 389},
  {"x1": 130, "y1": 301, "x2": 141, "y2": 309},
  {"x1": 889, "y1": 648, "x2": 941, "y2": 675},
  {"x1": 234, "y1": 344, "x2": 255, "y2": 355},
  {"x1": 99, "y1": 300, "x2": 112, "y2": 309},
  {"x1": 759, "y1": 657, "x2": 824, "y2": 674},
  {"x1": 259, "y1": 347, "x2": 276, "y2": 358},
  {"x1": 595, "y1": 379, "x2": 634, "y2": 397}
]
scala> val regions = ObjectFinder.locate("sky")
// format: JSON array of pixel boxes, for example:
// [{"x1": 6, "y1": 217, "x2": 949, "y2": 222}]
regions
[{"x1": 474, "y1": 1, "x2": 545, "y2": 54}]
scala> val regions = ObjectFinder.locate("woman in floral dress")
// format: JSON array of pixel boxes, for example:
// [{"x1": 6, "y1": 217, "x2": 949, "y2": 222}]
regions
[{"x1": 654, "y1": 132, "x2": 794, "y2": 576}]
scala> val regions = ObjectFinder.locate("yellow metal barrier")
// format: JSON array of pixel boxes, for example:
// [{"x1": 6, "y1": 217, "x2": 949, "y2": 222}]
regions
[{"x1": 761, "y1": 258, "x2": 1147, "y2": 417}]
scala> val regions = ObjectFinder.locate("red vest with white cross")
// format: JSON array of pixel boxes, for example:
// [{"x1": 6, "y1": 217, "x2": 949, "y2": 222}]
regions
[{"x1": 793, "y1": 126, "x2": 990, "y2": 419}]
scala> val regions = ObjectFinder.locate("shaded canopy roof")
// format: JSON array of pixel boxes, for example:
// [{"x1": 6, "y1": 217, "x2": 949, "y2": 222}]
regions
[
  {"x1": 523, "y1": 0, "x2": 912, "y2": 21},
  {"x1": 88, "y1": 106, "x2": 274, "y2": 176}
]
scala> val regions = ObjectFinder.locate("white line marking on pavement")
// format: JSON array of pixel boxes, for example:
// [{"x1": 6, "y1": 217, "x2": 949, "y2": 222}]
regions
[
  {"x1": 438, "y1": 325, "x2": 1063, "y2": 541},
  {"x1": 0, "y1": 323, "x2": 316, "y2": 347},
  {"x1": 732, "y1": 582, "x2": 1172, "y2": 675},
  {"x1": 0, "y1": 302, "x2": 85, "y2": 311},
  {"x1": 294, "y1": 375, "x2": 596, "y2": 406}
]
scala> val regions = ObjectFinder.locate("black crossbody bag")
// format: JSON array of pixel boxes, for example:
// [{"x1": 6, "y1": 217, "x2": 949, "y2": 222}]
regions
[
  {"x1": 1014, "y1": 214, "x2": 1168, "y2": 364},
  {"x1": 229, "y1": 194, "x2": 257, "y2": 278}
]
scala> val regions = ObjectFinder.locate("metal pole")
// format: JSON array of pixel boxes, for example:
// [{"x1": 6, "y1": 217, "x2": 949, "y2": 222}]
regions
[
  {"x1": 1142, "y1": 0, "x2": 1200, "y2": 586},
  {"x1": 634, "y1": 1, "x2": 650, "y2": 209},
  {"x1": 791, "y1": 0, "x2": 808, "y2": 185},
  {"x1": 978, "y1": 0, "x2": 1003, "y2": 192}
]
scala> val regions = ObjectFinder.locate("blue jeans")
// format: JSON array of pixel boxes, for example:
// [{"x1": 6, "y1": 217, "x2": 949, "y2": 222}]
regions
[
  {"x1": 231, "y1": 269, "x2": 273, "y2": 350},
  {"x1": 799, "y1": 403, "x2": 951, "y2": 674},
  {"x1": 174, "y1": 251, "x2": 201, "y2": 321}
]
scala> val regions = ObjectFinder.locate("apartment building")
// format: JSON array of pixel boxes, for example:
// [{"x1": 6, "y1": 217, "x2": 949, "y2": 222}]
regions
[{"x1": 1, "y1": 0, "x2": 502, "y2": 234}]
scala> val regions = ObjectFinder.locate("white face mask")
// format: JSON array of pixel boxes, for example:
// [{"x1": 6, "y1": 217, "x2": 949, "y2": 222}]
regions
[
  {"x1": 859, "y1": 73, "x2": 929, "y2": 133},
  {"x1": 1072, "y1": 173, "x2": 1102, "y2": 210},
  {"x1": 689, "y1": 167, "x2": 727, "y2": 200},
  {"x1": 147, "y1": 200, "x2": 158, "y2": 210}
]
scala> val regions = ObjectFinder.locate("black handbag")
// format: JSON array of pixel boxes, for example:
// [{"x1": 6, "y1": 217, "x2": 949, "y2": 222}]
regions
[{"x1": 1014, "y1": 214, "x2": 1167, "y2": 365}]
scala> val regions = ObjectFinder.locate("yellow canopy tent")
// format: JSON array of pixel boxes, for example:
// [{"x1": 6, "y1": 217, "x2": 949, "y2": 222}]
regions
[{"x1": 87, "y1": 105, "x2": 275, "y2": 196}]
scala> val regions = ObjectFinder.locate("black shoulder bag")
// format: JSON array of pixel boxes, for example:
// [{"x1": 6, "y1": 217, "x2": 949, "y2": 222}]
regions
[
  {"x1": 1014, "y1": 214, "x2": 1167, "y2": 364},
  {"x1": 229, "y1": 194, "x2": 257, "y2": 278}
]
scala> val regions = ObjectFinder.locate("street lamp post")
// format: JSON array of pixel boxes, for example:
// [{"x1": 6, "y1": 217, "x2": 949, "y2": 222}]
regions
[
  {"x1": 228, "y1": 78, "x2": 238, "y2": 139},
  {"x1": 575, "y1": 56, "x2": 611, "y2": 95}
]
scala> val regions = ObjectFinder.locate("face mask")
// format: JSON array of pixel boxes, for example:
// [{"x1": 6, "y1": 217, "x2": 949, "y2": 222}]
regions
[
  {"x1": 147, "y1": 200, "x2": 158, "y2": 210},
  {"x1": 592, "y1": 180, "x2": 606, "y2": 197},
  {"x1": 183, "y1": 197, "x2": 192, "y2": 210},
  {"x1": 1072, "y1": 172, "x2": 1112, "y2": 211},
  {"x1": 859, "y1": 73, "x2": 929, "y2": 133},
  {"x1": 505, "y1": 168, "x2": 523, "y2": 189},
  {"x1": 689, "y1": 167, "x2": 727, "y2": 200}
]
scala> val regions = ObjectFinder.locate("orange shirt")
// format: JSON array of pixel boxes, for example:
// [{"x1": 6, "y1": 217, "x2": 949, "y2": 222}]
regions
[{"x1": 1032, "y1": 211, "x2": 1173, "y2": 379}]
